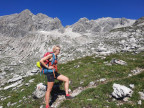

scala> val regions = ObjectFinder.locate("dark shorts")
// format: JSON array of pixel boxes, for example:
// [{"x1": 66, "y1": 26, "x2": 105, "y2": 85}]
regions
[{"x1": 46, "y1": 72, "x2": 61, "y2": 82}]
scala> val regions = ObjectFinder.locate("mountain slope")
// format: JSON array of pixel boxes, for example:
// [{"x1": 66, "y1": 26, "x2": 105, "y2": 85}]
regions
[
  {"x1": 0, "y1": 50, "x2": 143, "y2": 108},
  {"x1": 0, "y1": 9, "x2": 144, "y2": 90}
]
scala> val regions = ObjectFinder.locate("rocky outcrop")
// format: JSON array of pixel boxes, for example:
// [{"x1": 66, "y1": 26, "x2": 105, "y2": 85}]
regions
[
  {"x1": 3, "y1": 79, "x2": 23, "y2": 90},
  {"x1": 7, "y1": 74, "x2": 23, "y2": 83}
]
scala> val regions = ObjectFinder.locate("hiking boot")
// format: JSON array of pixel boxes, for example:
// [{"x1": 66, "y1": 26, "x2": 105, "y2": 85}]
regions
[{"x1": 65, "y1": 94, "x2": 74, "y2": 100}]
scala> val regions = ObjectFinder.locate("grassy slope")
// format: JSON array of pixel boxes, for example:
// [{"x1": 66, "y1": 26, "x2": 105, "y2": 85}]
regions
[
  {"x1": 59, "y1": 68, "x2": 144, "y2": 108},
  {"x1": 59, "y1": 51, "x2": 144, "y2": 108},
  {"x1": 0, "y1": 51, "x2": 144, "y2": 108}
]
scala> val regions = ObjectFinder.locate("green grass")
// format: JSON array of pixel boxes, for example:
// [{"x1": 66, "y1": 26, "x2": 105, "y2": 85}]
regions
[
  {"x1": 59, "y1": 70, "x2": 144, "y2": 108},
  {"x1": 0, "y1": 51, "x2": 144, "y2": 108}
]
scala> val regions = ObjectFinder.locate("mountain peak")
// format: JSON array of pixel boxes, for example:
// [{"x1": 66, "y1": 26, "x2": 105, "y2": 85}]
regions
[
  {"x1": 19, "y1": 9, "x2": 33, "y2": 15},
  {"x1": 133, "y1": 16, "x2": 144, "y2": 26},
  {"x1": 78, "y1": 17, "x2": 89, "y2": 22}
]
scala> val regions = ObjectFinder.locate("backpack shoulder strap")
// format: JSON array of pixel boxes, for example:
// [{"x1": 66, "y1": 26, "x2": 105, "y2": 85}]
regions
[{"x1": 51, "y1": 53, "x2": 56, "y2": 65}]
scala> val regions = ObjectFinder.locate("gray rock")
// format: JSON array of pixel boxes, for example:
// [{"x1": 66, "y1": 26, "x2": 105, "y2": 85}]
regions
[
  {"x1": 4, "y1": 79, "x2": 23, "y2": 90},
  {"x1": 138, "y1": 91, "x2": 144, "y2": 100},
  {"x1": 32, "y1": 83, "x2": 46, "y2": 98},
  {"x1": 11, "y1": 102, "x2": 17, "y2": 106},
  {"x1": 31, "y1": 69, "x2": 39, "y2": 73},
  {"x1": 131, "y1": 67, "x2": 144, "y2": 75},
  {"x1": 110, "y1": 58, "x2": 127, "y2": 65},
  {"x1": 97, "y1": 78, "x2": 106, "y2": 82},
  {"x1": 7, "y1": 75, "x2": 23, "y2": 83},
  {"x1": 80, "y1": 81, "x2": 84, "y2": 84},
  {"x1": 112, "y1": 83, "x2": 133, "y2": 99},
  {"x1": 87, "y1": 98, "x2": 93, "y2": 101},
  {"x1": 89, "y1": 81, "x2": 95, "y2": 86},
  {"x1": 29, "y1": 78, "x2": 35, "y2": 83},
  {"x1": 99, "y1": 78, "x2": 106, "y2": 82},
  {"x1": 68, "y1": 89, "x2": 71, "y2": 92},
  {"x1": 19, "y1": 100, "x2": 22, "y2": 103},
  {"x1": 128, "y1": 74, "x2": 132, "y2": 77},
  {"x1": 7, "y1": 102, "x2": 11, "y2": 107},
  {"x1": 25, "y1": 83, "x2": 29, "y2": 86},
  {"x1": 138, "y1": 100, "x2": 142, "y2": 105},
  {"x1": 123, "y1": 97, "x2": 129, "y2": 101},
  {"x1": 129, "y1": 84, "x2": 135, "y2": 89},
  {"x1": 83, "y1": 75, "x2": 88, "y2": 77},
  {"x1": 74, "y1": 65, "x2": 80, "y2": 68}
]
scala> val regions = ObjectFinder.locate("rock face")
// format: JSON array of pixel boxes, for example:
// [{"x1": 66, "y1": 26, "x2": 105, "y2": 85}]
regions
[
  {"x1": 70, "y1": 17, "x2": 135, "y2": 33},
  {"x1": 0, "y1": 9, "x2": 144, "y2": 87},
  {"x1": 112, "y1": 83, "x2": 133, "y2": 99},
  {"x1": 0, "y1": 9, "x2": 63, "y2": 37},
  {"x1": 133, "y1": 16, "x2": 144, "y2": 26}
]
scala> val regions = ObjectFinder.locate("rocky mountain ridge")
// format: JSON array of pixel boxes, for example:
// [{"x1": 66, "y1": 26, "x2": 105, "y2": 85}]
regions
[{"x1": 0, "y1": 9, "x2": 143, "y2": 87}]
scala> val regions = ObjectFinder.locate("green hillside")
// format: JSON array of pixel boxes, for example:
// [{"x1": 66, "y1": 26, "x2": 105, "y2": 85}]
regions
[{"x1": 0, "y1": 51, "x2": 144, "y2": 108}]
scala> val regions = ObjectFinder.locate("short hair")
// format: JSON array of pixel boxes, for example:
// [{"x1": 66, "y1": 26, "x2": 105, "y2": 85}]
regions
[{"x1": 53, "y1": 45, "x2": 61, "y2": 53}]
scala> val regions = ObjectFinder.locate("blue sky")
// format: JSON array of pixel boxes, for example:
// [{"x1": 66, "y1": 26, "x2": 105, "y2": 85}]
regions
[{"x1": 0, "y1": 0, "x2": 144, "y2": 26}]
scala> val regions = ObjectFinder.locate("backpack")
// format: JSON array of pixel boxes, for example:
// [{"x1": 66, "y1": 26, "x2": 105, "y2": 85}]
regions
[{"x1": 36, "y1": 52, "x2": 58, "y2": 77}]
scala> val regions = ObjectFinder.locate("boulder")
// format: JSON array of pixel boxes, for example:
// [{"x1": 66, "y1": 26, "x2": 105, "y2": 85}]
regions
[
  {"x1": 138, "y1": 91, "x2": 144, "y2": 100},
  {"x1": 89, "y1": 81, "x2": 95, "y2": 86},
  {"x1": 32, "y1": 83, "x2": 46, "y2": 99},
  {"x1": 138, "y1": 100, "x2": 142, "y2": 105},
  {"x1": 129, "y1": 84, "x2": 135, "y2": 89},
  {"x1": 110, "y1": 58, "x2": 127, "y2": 65},
  {"x1": 112, "y1": 83, "x2": 133, "y2": 99}
]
